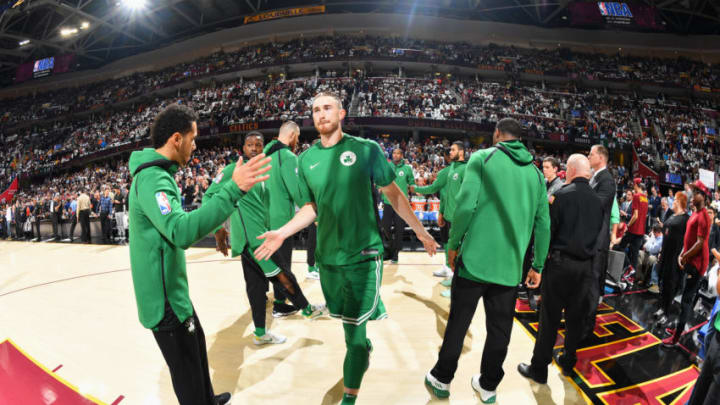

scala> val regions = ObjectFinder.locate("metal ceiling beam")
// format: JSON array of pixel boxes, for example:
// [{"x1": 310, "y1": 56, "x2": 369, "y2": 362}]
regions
[
  {"x1": 244, "y1": 0, "x2": 258, "y2": 13},
  {"x1": 0, "y1": 48, "x2": 28, "y2": 57},
  {"x1": 23, "y1": 0, "x2": 149, "y2": 44},
  {"x1": 0, "y1": 31, "x2": 104, "y2": 61},
  {"x1": 169, "y1": 4, "x2": 200, "y2": 27},
  {"x1": 542, "y1": 0, "x2": 570, "y2": 23},
  {"x1": 665, "y1": 7, "x2": 720, "y2": 23}
]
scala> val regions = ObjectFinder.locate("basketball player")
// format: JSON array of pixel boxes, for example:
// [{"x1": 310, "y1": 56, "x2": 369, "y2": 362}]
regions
[
  {"x1": 254, "y1": 92, "x2": 439, "y2": 404},
  {"x1": 262, "y1": 122, "x2": 314, "y2": 283},
  {"x1": 410, "y1": 141, "x2": 467, "y2": 296},
  {"x1": 381, "y1": 148, "x2": 415, "y2": 264},
  {"x1": 128, "y1": 104, "x2": 271, "y2": 405},
  {"x1": 203, "y1": 131, "x2": 324, "y2": 346}
]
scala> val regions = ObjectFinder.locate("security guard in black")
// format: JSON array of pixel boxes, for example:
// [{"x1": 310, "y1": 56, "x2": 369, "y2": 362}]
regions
[{"x1": 519, "y1": 154, "x2": 603, "y2": 383}]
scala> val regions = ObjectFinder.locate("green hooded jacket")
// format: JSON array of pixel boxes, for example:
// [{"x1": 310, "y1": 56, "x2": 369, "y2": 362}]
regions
[
  {"x1": 262, "y1": 140, "x2": 306, "y2": 230},
  {"x1": 128, "y1": 148, "x2": 245, "y2": 329},
  {"x1": 203, "y1": 160, "x2": 281, "y2": 276},
  {"x1": 415, "y1": 160, "x2": 467, "y2": 222},
  {"x1": 449, "y1": 140, "x2": 550, "y2": 286},
  {"x1": 381, "y1": 159, "x2": 415, "y2": 205}
]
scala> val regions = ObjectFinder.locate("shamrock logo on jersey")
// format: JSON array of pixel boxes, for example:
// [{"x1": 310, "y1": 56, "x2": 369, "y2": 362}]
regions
[
  {"x1": 340, "y1": 151, "x2": 357, "y2": 166},
  {"x1": 452, "y1": 173, "x2": 459, "y2": 180},
  {"x1": 398, "y1": 170, "x2": 405, "y2": 177}
]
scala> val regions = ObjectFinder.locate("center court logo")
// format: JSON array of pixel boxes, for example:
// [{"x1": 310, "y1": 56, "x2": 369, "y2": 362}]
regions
[{"x1": 340, "y1": 151, "x2": 356, "y2": 166}]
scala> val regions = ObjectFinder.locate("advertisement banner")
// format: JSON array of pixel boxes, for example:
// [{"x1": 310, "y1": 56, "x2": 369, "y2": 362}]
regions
[{"x1": 244, "y1": 5, "x2": 325, "y2": 24}]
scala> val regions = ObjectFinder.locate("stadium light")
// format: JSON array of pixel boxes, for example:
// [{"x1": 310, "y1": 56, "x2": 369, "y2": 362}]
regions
[
  {"x1": 60, "y1": 28, "x2": 79, "y2": 37},
  {"x1": 18, "y1": 39, "x2": 30, "y2": 46},
  {"x1": 80, "y1": 21, "x2": 90, "y2": 30},
  {"x1": 122, "y1": 0, "x2": 146, "y2": 10}
]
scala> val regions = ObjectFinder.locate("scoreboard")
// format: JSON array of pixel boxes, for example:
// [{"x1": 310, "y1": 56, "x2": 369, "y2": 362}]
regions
[{"x1": 569, "y1": 2, "x2": 663, "y2": 31}]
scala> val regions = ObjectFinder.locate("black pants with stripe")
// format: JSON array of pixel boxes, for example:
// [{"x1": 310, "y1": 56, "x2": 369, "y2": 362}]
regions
[
  {"x1": 152, "y1": 311, "x2": 216, "y2": 405},
  {"x1": 240, "y1": 246, "x2": 309, "y2": 329},
  {"x1": 381, "y1": 204, "x2": 404, "y2": 261}
]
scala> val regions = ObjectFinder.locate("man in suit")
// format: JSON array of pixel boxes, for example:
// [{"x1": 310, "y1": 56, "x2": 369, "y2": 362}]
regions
[{"x1": 585, "y1": 145, "x2": 616, "y2": 338}]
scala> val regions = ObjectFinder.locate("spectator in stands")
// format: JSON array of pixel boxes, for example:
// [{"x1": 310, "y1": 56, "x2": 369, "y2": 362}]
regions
[
  {"x1": 620, "y1": 190, "x2": 633, "y2": 221},
  {"x1": 623, "y1": 179, "x2": 649, "y2": 276},
  {"x1": 658, "y1": 197, "x2": 673, "y2": 226},
  {"x1": 648, "y1": 186, "x2": 661, "y2": 227},
  {"x1": 654, "y1": 192, "x2": 689, "y2": 319},
  {"x1": 114, "y1": 186, "x2": 127, "y2": 243},
  {"x1": 663, "y1": 181, "x2": 711, "y2": 347},
  {"x1": 637, "y1": 225, "x2": 663, "y2": 286},
  {"x1": 77, "y1": 190, "x2": 91, "y2": 243},
  {"x1": 99, "y1": 188, "x2": 113, "y2": 244}
]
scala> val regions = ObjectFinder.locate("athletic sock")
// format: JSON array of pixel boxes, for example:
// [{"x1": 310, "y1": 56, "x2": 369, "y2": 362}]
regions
[
  {"x1": 254, "y1": 327, "x2": 265, "y2": 337},
  {"x1": 341, "y1": 393, "x2": 357, "y2": 404},
  {"x1": 273, "y1": 299, "x2": 285, "y2": 305}
]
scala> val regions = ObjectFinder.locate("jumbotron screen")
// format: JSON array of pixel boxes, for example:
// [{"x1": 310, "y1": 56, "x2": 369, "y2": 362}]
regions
[
  {"x1": 569, "y1": 2, "x2": 664, "y2": 31},
  {"x1": 33, "y1": 57, "x2": 54, "y2": 78}
]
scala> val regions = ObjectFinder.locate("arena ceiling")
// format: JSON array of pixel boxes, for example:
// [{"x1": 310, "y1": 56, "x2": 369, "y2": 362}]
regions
[{"x1": 0, "y1": 0, "x2": 718, "y2": 78}]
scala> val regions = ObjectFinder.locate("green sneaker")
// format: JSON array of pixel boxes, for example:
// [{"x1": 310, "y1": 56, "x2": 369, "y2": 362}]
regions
[
  {"x1": 440, "y1": 289, "x2": 451, "y2": 298},
  {"x1": 440, "y1": 278, "x2": 452, "y2": 287},
  {"x1": 302, "y1": 303, "x2": 326, "y2": 320},
  {"x1": 425, "y1": 372, "x2": 450, "y2": 398}
]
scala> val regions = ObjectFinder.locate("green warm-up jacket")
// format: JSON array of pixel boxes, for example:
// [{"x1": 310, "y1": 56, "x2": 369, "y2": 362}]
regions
[
  {"x1": 128, "y1": 148, "x2": 245, "y2": 329},
  {"x1": 415, "y1": 160, "x2": 467, "y2": 222},
  {"x1": 262, "y1": 140, "x2": 305, "y2": 230},
  {"x1": 448, "y1": 140, "x2": 550, "y2": 286},
  {"x1": 381, "y1": 159, "x2": 415, "y2": 205},
  {"x1": 202, "y1": 160, "x2": 281, "y2": 276}
]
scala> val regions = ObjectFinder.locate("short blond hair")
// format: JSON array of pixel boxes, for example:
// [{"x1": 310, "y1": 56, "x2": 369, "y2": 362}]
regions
[{"x1": 312, "y1": 92, "x2": 343, "y2": 110}]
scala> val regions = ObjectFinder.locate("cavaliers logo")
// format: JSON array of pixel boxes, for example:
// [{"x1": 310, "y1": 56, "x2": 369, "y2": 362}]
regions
[{"x1": 340, "y1": 151, "x2": 357, "y2": 166}]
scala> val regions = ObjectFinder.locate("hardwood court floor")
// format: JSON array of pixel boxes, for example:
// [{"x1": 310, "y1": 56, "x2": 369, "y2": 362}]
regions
[{"x1": 0, "y1": 241, "x2": 586, "y2": 404}]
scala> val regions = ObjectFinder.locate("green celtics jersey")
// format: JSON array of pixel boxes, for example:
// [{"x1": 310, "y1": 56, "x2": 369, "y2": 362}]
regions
[
  {"x1": 381, "y1": 159, "x2": 415, "y2": 205},
  {"x1": 297, "y1": 134, "x2": 396, "y2": 266}
]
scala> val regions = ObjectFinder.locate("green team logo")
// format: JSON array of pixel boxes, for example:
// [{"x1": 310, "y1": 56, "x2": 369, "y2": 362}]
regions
[
  {"x1": 340, "y1": 151, "x2": 357, "y2": 166},
  {"x1": 452, "y1": 173, "x2": 459, "y2": 180},
  {"x1": 398, "y1": 170, "x2": 405, "y2": 177}
]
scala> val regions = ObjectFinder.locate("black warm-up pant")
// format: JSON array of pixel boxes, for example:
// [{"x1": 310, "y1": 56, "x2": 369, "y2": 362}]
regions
[
  {"x1": 381, "y1": 204, "x2": 404, "y2": 261},
  {"x1": 79, "y1": 210, "x2": 91, "y2": 243},
  {"x1": 152, "y1": 311, "x2": 216, "y2": 405},
  {"x1": 688, "y1": 328, "x2": 720, "y2": 405},
  {"x1": 430, "y1": 263, "x2": 517, "y2": 391},
  {"x1": 306, "y1": 223, "x2": 317, "y2": 267},
  {"x1": 240, "y1": 247, "x2": 309, "y2": 329}
]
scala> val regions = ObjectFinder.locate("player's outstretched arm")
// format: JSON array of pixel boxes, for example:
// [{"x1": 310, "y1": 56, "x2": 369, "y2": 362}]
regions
[
  {"x1": 254, "y1": 203, "x2": 317, "y2": 261},
  {"x1": 380, "y1": 181, "x2": 439, "y2": 256}
]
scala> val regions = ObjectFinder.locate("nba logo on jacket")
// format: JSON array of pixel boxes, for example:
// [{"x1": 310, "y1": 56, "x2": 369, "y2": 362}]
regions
[{"x1": 156, "y1": 192, "x2": 172, "y2": 215}]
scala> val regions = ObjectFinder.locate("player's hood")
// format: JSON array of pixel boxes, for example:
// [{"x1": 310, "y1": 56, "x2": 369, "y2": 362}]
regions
[
  {"x1": 495, "y1": 140, "x2": 533, "y2": 166},
  {"x1": 129, "y1": 148, "x2": 179, "y2": 178}
]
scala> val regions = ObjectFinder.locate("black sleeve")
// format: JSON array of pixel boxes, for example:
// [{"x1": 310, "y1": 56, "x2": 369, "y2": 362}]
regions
[
  {"x1": 549, "y1": 191, "x2": 564, "y2": 244},
  {"x1": 596, "y1": 174, "x2": 616, "y2": 211}
]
